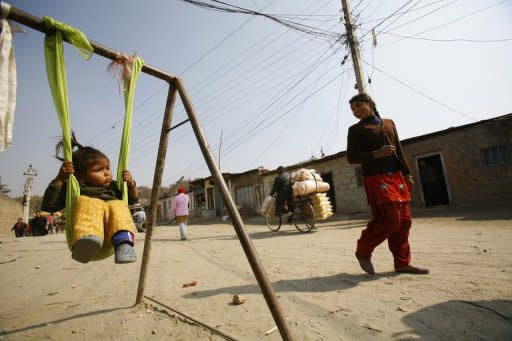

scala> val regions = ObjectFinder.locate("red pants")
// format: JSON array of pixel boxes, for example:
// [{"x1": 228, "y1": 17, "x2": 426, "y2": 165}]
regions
[{"x1": 356, "y1": 202, "x2": 412, "y2": 268}]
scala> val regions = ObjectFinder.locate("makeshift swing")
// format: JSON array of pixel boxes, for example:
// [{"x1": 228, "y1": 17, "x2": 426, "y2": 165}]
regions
[
  {"x1": 6, "y1": 4, "x2": 293, "y2": 339},
  {"x1": 43, "y1": 16, "x2": 143, "y2": 260}
]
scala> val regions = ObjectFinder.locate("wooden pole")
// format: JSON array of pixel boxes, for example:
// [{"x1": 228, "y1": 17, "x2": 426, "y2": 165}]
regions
[
  {"x1": 136, "y1": 83, "x2": 178, "y2": 304},
  {"x1": 175, "y1": 79, "x2": 294, "y2": 341},
  {"x1": 4, "y1": 4, "x2": 175, "y2": 82}
]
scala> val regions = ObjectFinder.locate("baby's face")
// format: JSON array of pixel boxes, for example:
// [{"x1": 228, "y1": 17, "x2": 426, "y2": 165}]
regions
[{"x1": 83, "y1": 157, "x2": 113, "y2": 187}]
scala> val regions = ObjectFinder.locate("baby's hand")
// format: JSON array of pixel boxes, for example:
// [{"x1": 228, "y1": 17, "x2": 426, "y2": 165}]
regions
[
  {"x1": 122, "y1": 170, "x2": 136, "y2": 188},
  {"x1": 51, "y1": 161, "x2": 74, "y2": 186},
  {"x1": 58, "y1": 161, "x2": 74, "y2": 180}
]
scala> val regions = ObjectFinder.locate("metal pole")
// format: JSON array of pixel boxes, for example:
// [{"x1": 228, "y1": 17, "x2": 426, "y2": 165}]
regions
[
  {"x1": 4, "y1": 4, "x2": 176, "y2": 83},
  {"x1": 341, "y1": 0, "x2": 367, "y2": 94},
  {"x1": 136, "y1": 83, "x2": 178, "y2": 304},
  {"x1": 175, "y1": 79, "x2": 294, "y2": 341}
]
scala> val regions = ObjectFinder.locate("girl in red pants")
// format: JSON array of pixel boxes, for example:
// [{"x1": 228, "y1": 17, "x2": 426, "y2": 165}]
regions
[{"x1": 347, "y1": 93, "x2": 429, "y2": 275}]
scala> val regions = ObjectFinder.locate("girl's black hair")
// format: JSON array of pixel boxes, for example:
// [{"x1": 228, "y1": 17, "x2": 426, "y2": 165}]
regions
[
  {"x1": 349, "y1": 93, "x2": 380, "y2": 118},
  {"x1": 55, "y1": 132, "x2": 108, "y2": 179}
]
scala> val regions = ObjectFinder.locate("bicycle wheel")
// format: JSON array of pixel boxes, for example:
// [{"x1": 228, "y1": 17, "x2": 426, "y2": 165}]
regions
[
  {"x1": 294, "y1": 199, "x2": 316, "y2": 233},
  {"x1": 265, "y1": 214, "x2": 282, "y2": 232}
]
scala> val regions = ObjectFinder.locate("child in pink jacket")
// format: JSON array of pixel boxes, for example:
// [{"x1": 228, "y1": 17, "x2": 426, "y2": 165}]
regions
[{"x1": 170, "y1": 187, "x2": 190, "y2": 240}]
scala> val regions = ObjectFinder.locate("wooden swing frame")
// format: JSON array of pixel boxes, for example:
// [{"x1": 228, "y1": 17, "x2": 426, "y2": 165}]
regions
[{"x1": 4, "y1": 4, "x2": 293, "y2": 340}]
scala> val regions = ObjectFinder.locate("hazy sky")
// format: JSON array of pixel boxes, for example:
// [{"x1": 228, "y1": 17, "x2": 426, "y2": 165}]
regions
[{"x1": 1, "y1": 0, "x2": 511, "y2": 197}]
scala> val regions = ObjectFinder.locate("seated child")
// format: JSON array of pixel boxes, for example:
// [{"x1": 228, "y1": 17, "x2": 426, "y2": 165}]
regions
[{"x1": 42, "y1": 136, "x2": 138, "y2": 264}]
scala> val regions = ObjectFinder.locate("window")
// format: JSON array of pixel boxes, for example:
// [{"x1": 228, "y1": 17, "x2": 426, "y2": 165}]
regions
[{"x1": 481, "y1": 145, "x2": 510, "y2": 166}]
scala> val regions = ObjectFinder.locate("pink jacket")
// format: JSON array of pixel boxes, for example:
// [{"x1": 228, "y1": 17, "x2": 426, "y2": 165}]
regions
[{"x1": 170, "y1": 193, "x2": 190, "y2": 217}]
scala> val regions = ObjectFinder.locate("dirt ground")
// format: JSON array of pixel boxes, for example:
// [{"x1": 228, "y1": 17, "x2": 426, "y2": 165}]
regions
[{"x1": 0, "y1": 207, "x2": 511, "y2": 340}]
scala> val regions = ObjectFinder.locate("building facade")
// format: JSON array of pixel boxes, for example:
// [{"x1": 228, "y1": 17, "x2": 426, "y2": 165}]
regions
[{"x1": 188, "y1": 114, "x2": 512, "y2": 216}]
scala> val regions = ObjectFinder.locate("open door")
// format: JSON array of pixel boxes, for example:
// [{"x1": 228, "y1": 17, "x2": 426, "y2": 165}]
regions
[
  {"x1": 321, "y1": 171, "x2": 337, "y2": 212},
  {"x1": 417, "y1": 154, "x2": 450, "y2": 206}
]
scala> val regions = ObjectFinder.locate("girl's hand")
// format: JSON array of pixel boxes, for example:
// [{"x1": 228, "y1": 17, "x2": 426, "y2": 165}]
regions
[
  {"x1": 122, "y1": 170, "x2": 136, "y2": 188},
  {"x1": 372, "y1": 144, "x2": 396, "y2": 158},
  {"x1": 405, "y1": 174, "x2": 414, "y2": 186}
]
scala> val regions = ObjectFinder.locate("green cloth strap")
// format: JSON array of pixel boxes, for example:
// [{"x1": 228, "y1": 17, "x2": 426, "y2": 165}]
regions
[
  {"x1": 116, "y1": 57, "x2": 143, "y2": 202},
  {"x1": 43, "y1": 16, "x2": 93, "y2": 60},
  {"x1": 43, "y1": 17, "x2": 92, "y2": 251}
]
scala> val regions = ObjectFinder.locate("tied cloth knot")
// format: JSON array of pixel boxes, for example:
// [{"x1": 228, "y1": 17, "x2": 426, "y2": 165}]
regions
[{"x1": 108, "y1": 53, "x2": 136, "y2": 93}]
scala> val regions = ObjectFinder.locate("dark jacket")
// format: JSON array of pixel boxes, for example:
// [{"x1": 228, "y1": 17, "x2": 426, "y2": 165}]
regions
[
  {"x1": 270, "y1": 172, "x2": 292, "y2": 199},
  {"x1": 42, "y1": 180, "x2": 138, "y2": 213},
  {"x1": 347, "y1": 117, "x2": 411, "y2": 176},
  {"x1": 11, "y1": 222, "x2": 28, "y2": 237}
]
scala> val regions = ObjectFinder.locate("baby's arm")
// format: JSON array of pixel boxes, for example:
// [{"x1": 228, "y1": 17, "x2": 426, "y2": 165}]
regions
[
  {"x1": 50, "y1": 161, "x2": 74, "y2": 187},
  {"x1": 122, "y1": 170, "x2": 139, "y2": 203},
  {"x1": 42, "y1": 161, "x2": 74, "y2": 212}
]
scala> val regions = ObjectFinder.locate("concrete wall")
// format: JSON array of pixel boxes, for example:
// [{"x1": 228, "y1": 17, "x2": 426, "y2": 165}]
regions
[{"x1": 260, "y1": 159, "x2": 369, "y2": 214}]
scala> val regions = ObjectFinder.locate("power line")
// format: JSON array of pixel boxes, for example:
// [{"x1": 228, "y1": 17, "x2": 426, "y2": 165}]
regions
[
  {"x1": 376, "y1": 0, "x2": 423, "y2": 35},
  {"x1": 379, "y1": 32, "x2": 512, "y2": 43},
  {"x1": 123, "y1": 7, "x2": 340, "y2": 159},
  {"x1": 380, "y1": 0, "x2": 510, "y2": 46},
  {"x1": 98, "y1": 0, "x2": 336, "y2": 159},
  {"x1": 362, "y1": 60, "x2": 477, "y2": 121},
  {"x1": 361, "y1": 0, "x2": 416, "y2": 39},
  {"x1": 179, "y1": 0, "x2": 341, "y2": 40},
  {"x1": 381, "y1": 0, "x2": 459, "y2": 34}
]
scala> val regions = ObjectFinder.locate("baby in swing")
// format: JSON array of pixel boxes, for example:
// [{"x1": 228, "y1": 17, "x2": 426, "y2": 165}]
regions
[{"x1": 42, "y1": 135, "x2": 138, "y2": 264}]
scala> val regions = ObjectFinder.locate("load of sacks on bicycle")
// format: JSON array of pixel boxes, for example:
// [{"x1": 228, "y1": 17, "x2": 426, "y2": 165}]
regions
[{"x1": 261, "y1": 167, "x2": 333, "y2": 222}]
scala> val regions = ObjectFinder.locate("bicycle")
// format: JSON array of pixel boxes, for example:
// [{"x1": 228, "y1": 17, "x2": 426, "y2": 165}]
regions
[{"x1": 265, "y1": 195, "x2": 316, "y2": 233}]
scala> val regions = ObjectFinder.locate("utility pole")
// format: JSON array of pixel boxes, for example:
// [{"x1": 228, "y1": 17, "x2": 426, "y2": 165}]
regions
[
  {"x1": 341, "y1": 0, "x2": 367, "y2": 94},
  {"x1": 22, "y1": 164, "x2": 37, "y2": 222},
  {"x1": 218, "y1": 129, "x2": 223, "y2": 171}
]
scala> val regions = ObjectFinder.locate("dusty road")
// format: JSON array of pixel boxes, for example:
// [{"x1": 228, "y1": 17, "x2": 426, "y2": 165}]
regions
[{"x1": 1, "y1": 208, "x2": 511, "y2": 340}]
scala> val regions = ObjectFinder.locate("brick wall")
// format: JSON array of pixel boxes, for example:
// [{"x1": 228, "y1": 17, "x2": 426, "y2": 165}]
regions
[{"x1": 403, "y1": 117, "x2": 512, "y2": 206}]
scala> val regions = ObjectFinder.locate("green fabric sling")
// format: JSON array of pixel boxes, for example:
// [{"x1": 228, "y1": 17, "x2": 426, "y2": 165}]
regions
[{"x1": 43, "y1": 16, "x2": 143, "y2": 260}]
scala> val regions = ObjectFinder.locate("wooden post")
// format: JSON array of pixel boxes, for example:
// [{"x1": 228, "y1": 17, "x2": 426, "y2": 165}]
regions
[
  {"x1": 5, "y1": 4, "x2": 175, "y2": 83},
  {"x1": 136, "y1": 82, "x2": 178, "y2": 304},
  {"x1": 175, "y1": 79, "x2": 294, "y2": 341}
]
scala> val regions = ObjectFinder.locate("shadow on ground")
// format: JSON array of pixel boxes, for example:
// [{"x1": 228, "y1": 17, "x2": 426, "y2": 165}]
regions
[
  {"x1": 393, "y1": 299, "x2": 512, "y2": 340},
  {"x1": 0, "y1": 305, "x2": 133, "y2": 337},
  {"x1": 183, "y1": 272, "x2": 393, "y2": 299}
]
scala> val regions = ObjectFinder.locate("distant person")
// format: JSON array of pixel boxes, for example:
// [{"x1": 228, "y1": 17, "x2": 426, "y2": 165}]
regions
[
  {"x1": 46, "y1": 213, "x2": 56, "y2": 234},
  {"x1": 169, "y1": 186, "x2": 190, "y2": 241},
  {"x1": 41, "y1": 134, "x2": 139, "y2": 264},
  {"x1": 11, "y1": 218, "x2": 28, "y2": 238},
  {"x1": 132, "y1": 206, "x2": 146, "y2": 232},
  {"x1": 347, "y1": 93, "x2": 429, "y2": 275},
  {"x1": 270, "y1": 166, "x2": 295, "y2": 222},
  {"x1": 30, "y1": 211, "x2": 48, "y2": 237}
]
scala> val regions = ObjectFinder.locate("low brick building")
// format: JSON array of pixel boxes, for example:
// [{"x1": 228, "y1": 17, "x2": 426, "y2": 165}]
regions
[{"x1": 192, "y1": 114, "x2": 512, "y2": 216}]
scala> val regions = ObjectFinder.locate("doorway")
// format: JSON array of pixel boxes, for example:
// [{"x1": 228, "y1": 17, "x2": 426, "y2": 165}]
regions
[
  {"x1": 321, "y1": 172, "x2": 337, "y2": 212},
  {"x1": 417, "y1": 154, "x2": 450, "y2": 206},
  {"x1": 206, "y1": 187, "x2": 215, "y2": 210}
]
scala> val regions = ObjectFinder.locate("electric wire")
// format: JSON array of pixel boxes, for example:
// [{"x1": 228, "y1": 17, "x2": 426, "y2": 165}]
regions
[
  {"x1": 362, "y1": 60, "x2": 477, "y2": 121},
  {"x1": 379, "y1": 0, "x2": 510, "y2": 46}
]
